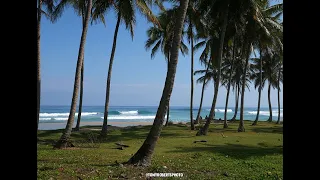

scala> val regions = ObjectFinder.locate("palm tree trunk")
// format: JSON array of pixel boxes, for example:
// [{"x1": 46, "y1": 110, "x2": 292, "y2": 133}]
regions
[
  {"x1": 37, "y1": 0, "x2": 42, "y2": 131},
  {"x1": 165, "y1": 55, "x2": 170, "y2": 126},
  {"x1": 190, "y1": 22, "x2": 195, "y2": 130},
  {"x1": 238, "y1": 43, "x2": 251, "y2": 132},
  {"x1": 54, "y1": 0, "x2": 92, "y2": 149},
  {"x1": 197, "y1": 3, "x2": 229, "y2": 136},
  {"x1": 252, "y1": 85, "x2": 261, "y2": 125},
  {"x1": 74, "y1": 63, "x2": 84, "y2": 131},
  {"x1": 252, "y1": 49, "x2": 262, "y2": 126},
  {"x1": 74, "y1": 13, "x2": 86, "y2": 132},
  {"x1": 223, "y1": 83, "x2": 231, "y2": 128},
  {"x1": 223, "y1": 40, "x2": 235, "y2": 128},
  {"x1": 126, "y1": 0, "x2": 190, "y2": 166},
  {"x1": 267, "y1": 82, "x2": 272, "y2": 122},
  {"x1": 223, "y1": 67, "x2": 233, "y2": 128},
  {"x1": 101, "y1": 13, "x2": 121, "y2": 137},
  {"x1": 195, "y1": 65, "x2": 209, "y2": 124},
  {"x1": 231, "y1": 83, "x2": 240, "y2": 121},
  {"x1": 276, "y1": 69, "x2": 281, "y2": 124}
]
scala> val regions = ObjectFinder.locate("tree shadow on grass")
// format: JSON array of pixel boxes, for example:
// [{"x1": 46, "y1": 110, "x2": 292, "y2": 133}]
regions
[
  {"x1": 37, "y1": 124, "x2": 198, "y2": 147},
  {"x1": 251, "y1": 126, "x2": 283, "y2": 134},
  {"x1": 37, "y1": 129, "x2": 64, "y2": 138},
  {"x1": 167, "y1": 143, "x2": 282, "y2": 160}
]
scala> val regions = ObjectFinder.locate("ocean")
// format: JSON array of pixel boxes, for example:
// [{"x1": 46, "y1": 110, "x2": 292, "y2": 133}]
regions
[{"x1": 39, "y1": 106, "x2": 283, "y2": 130}]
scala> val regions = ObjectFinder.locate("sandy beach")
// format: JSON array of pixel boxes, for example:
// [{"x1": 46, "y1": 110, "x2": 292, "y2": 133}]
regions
[{"x1": 38, "y1": 121, "x2": 156, "y2": 130}]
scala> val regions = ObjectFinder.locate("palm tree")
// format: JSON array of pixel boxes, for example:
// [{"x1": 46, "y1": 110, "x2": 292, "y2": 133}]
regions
[
  {"x1": 145, "y1": 9, "x2": 189, "y2": 126},
  {"x1": 196, "y1": 0, "x2": 230, "y2": 136},
  {"x1": 250, "y1": 55, "x2": 265, "y2": 126},
  {"x1": 74, "y1": 0, "x2": 91, "y2": 132},
  {"x1": 126, "y1": 0, "x2": 190, "y2": 166},
  {"x1": 221, "y1": 38, "x2": 236, "y2": 128},
  {"x1": 185, "y1": 1, "x2": 199, "y2": 130},
  {"x1": 53, "y1": 0, "x2": 93, "y2": 148},
  {"x1": 194, "y1": 62, "x2": 218, "y2": 101},
  {"x1": 229, "y1": 54, "x2": 251, "y2": 122},
  {"x1": 194, "y1": 64, "x2": 209, "y2": 124},
  {"x1": 251, "y1": 2, "x2": 283, "y2": 125},
  {"x1": 261, "y1": 48, "x2": 280, "y2": 123},
  {"x1": 37, "y1": 0, "x2": 55, "y2": 131},
  {"x1": 188, "y1": 12, "x2": 195, "y2": 130},
  {"x1": 238, "y1": 0, "x2": 283, "y2": 131},
  {"x1": 276, "y1": 58, "x2": 282, "y2": 124},
  {"x1": 92, "y1": 0, "x2": 162, "y2": 137}
]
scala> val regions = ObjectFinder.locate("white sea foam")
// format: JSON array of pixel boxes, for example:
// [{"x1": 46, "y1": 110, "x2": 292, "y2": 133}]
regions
[
  {"x1": 40, "y1": 112, "x2": 98, "y2": 117},
  {"x1": 215, "y1": 109, "x2": 233, "y2": 112},
  {"x1": 101, "y1": 115, "x2": 167, "y2": 120},
  {"x1": 118, "y1": 110, "x2": 138, "y2": 115},
  {"x1": 54, "y1": 117, "x2": 68, "y2": 120},
  {"x1": 39, "y1": 117, "x2": 68, "y2": 121},
  {"x1": 248, "y1": 110, "x2": 283, "y2": 117},
  {"x1": 206, "y1": 109, "x2": 233, "y2": 112},
  {"x1": 39, "y1": 118, "x2": 52, "y2": 120}
]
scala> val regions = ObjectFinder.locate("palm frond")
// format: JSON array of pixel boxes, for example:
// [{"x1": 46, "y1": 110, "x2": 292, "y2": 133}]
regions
[
  {"x1": 154, "y1": 0, "x2": 166, "y2": 12},
  {"x1": 119, "y1": 0, "x2": 136, "y2": 39},
  {"x1": 91, "y1": 0, "x2": 112, "y2": 26},
  {"x1": 135, "y1": 0, "x2": 161, "y2": 28},
  {"x1": 265, "y1": 18, "x2": 283, "y2": 32},
  {"x1": 151, "y1": 40, "x2": 161, "y2": 59},
  {"x1": 263, "y1": 3, "x2": 283, "y2": 16},
  {"x1": 180, "y1": 40, "x2": 189, "y2": 56},
  {"x1": 52, "y1": 0, "x2": 70, "y2": 23},
  {"x1": 145, "y1": 38, "x2": 159, "y2": 50},
  {"x1": 194, "y1": 40, "x2": 206, "y2": 53}
]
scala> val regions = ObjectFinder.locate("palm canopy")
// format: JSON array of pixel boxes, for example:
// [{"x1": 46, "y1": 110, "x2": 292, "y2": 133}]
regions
[
  {"x1": 194, "y1": 61, "x2": 217, "y2": 89},
  {"x1": 250, "y1": 48, "x2": 282, "y2": 90},
  {"x1": 145, "y1": 7, "x2": 189, "y2": 61},
  {"x1": 91, "y1": 0, "x2": 164, "y2": 38},
  {"x1": 37, "y1": 0, "x2": 56, "y2": 21}
]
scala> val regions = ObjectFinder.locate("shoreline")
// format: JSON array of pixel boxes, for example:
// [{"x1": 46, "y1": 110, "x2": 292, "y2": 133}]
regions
[
  {"x1": 38, "y1": 121, "x2": 156, "y2": 130},
  {"x1": 38, "y1": 119, "x2": 283, "y2": 130}
]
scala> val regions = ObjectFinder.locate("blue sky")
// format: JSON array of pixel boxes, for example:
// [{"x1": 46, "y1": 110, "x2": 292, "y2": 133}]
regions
[{"x1": 40, "y1": 1, "x2": 283, "y2": 107}]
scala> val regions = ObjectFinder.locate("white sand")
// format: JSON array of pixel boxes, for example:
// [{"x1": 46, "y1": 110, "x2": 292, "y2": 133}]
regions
[{"x1": 38, "y1": 121, "x2": 156, "y2": 130}]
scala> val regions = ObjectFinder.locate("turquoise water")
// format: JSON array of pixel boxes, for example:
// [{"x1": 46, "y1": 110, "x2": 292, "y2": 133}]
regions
[{"x1": 40, "y1": 105, "x2": 283, "y2": 123}]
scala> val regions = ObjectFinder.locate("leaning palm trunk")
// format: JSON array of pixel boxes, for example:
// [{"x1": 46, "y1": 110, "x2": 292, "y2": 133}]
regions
[
  {"x1": 190, "y1": 24, "x2": 195, "y2": 130},
  {"x1": 126, "y1": 0, "x2": 189, "y2": 166},
  {"x1": 267, "y1": 82, "x2": 272, "y2": 122},
  {"x1": 37, "y1": 0, "x2": 42, "y2": 131},
  {"x1": 165, "y1": 57, "x2": 170, "y2": 126},
  {"x1": 75, "y1": 11, "x2": 87, "y2": 132},
  {"x1": 223, "y1": 65, "x2": 234, "y2": 128},
  {"x1": 276, "y1": 69, "x2": 281, "y2": 124},
  {"x1": 197, "y1": 4, "x2": 229, "y2": 136},
  {"x1": 231, "y1": 83, "x2": 240, "y2": 121},
  {"x1": 54, "y1": 0, "x2": 92, "y2": 149},
  {"x1": 223, "y1": 82, "x2": 231, "y2": 128},
  {"x1": 238, "y1": 43, "x2": 251, "y2": 132},
  {"x1": 101, "y1": 13, "x2": 121, "y2": 137},
  {"x1": 195, "y1": 65, "x2": 209, "y2": 124},
  {"x1": 74, "y1": 63, "x2": 84, "y2": 131},
  {"x1": 252, "y1": 85, "x2": 261, "y2": 125},
  {"x1": 224, "y1": 41, "x2": 236, "y2": 128},
  {"x1": 252, "y1": 51, "x2": 262, "y2": 126}
]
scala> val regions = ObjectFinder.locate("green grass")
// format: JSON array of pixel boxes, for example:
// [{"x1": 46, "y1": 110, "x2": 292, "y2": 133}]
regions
[{"x1": 37, "y1": 121, "x2": 283, "y2": 179}]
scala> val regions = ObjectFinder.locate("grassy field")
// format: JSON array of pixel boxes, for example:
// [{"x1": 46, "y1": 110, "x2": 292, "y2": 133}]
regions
[{"x1": 37, "y1": 121, "x2": 283, "y2": 179}]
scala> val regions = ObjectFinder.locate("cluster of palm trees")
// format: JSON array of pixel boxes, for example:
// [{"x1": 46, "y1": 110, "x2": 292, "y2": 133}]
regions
[{"x1": 37, "y1": 0, "x2": 282, "y2": 166}]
